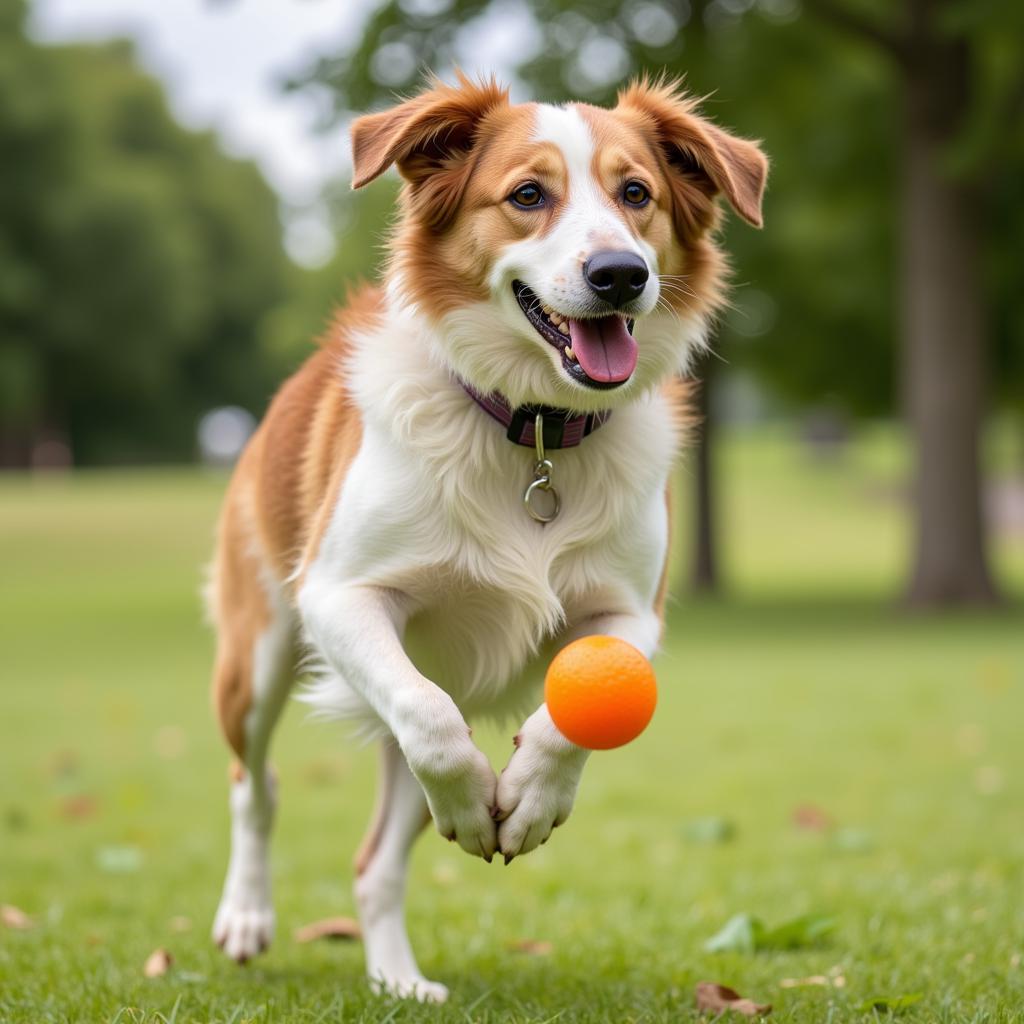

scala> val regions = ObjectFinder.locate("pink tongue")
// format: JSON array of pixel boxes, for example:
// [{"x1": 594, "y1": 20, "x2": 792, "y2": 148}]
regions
[{"x1": 567, "y1": 317, "x2": 638, "y2": 384}]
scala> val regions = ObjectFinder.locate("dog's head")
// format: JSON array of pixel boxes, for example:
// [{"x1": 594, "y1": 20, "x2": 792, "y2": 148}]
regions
[{"x1": 351, "y1": 73, "x2": 767, "y2": 411}]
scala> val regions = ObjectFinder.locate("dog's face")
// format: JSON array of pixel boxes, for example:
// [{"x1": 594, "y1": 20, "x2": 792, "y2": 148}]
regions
[{"x1": 352, "y1": 75, "x2": 767, "y2": 411}]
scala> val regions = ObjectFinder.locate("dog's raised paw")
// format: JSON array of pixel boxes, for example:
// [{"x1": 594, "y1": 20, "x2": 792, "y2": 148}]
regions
[
  {"x1": 496, "y1": 744, "x2": 580, "y2": 859},
  {"x1": 212, "y1": 899, "x2": 274, "y2": 963},
  {"x1": 416, "y1": 744, "x2": 498, "y2": 861}
]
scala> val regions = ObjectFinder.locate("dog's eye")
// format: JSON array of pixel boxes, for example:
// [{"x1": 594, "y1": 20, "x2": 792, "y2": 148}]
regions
[
  {"x1": 623, "y1": 181, "x2": 650, "y2": 207},
  {"x1": 509, "y1": 183, "x2": 544, "y2": 209}
]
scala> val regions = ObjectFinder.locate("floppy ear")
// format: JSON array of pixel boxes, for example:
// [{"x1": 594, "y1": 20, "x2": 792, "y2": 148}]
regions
[
  {"x1": 350, "y1": 73, "x2": 509, "y2": 228},
  {"x1": 617, "y1": 77, "x2": 768, "y2": 231}
]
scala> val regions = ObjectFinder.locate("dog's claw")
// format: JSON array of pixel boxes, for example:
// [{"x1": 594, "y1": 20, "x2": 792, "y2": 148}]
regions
[{"x1": 504, "y1": 853, "x2": 514, "y2": 866}]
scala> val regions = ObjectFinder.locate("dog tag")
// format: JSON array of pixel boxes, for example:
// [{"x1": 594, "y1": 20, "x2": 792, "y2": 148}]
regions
[{"x1": 523, "y1": 414, "x2": 560, "y2": 523}]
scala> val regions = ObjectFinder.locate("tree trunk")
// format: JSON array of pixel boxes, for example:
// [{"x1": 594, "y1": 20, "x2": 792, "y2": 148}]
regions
[
  {"x1": 901, "y1": 5, "x2": 999, "y2": 605},
  {"x1": 690, "y1": 369, "x2": 720, "y2": 594}
]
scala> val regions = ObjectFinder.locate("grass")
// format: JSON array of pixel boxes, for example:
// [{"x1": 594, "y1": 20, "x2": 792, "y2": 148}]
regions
[{"x1": 1, "y1": 426, "x2": 1023, "y2": 1023}]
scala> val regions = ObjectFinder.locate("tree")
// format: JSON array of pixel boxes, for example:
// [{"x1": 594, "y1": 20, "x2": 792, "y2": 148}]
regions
[
  {"x1": 0, "y1": 4, "x2": 289, "y2": 465},
  {"x1": 797, "y1": 0, "x2": 1021, "y2": 604}
]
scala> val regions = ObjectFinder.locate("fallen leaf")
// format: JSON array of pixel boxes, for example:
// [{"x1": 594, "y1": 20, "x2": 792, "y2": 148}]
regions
[
  {"x1": 695, "y1": 981, "x2": 771, "y2": 1017},
  {"x1": 169, "y1": 915, "x2": 192, "y2": 933},
  {"x1": 705, "y1": 912, "x2": 836, "y2": 954},
  {"x1": 760, "y1": 913, "x2": 836, "y2": 950},
  {"x1": 1, "y1": 904, "x2": 33, "y2": 930},
  {"x1": 293, "y1": 916, "x2": 361, "y2": 943},
  {"x1": 705, "y1": 913, "x2": 760, "y2": 953},
  {"x1": 792, "y1": 804, "x2": 832, "y2": 832},
  {"x1": 856, "y1": 993, "x2": 923, "y2": 1012},
  {"x1": 682, "y1": 816, "x2": 737, "y2": 844},
  {"x1": 779, "y1": 975, "x2": 829, "y2": 988},
  {"x1": 59, "y1": 794, "x2": 97, "y2": 820},
  {"x1": 143, "y1": 948, "x2": 173, "y2": 978},
  {"x1": 508, "y1": 938, "x2": 553, "y2": 956}
]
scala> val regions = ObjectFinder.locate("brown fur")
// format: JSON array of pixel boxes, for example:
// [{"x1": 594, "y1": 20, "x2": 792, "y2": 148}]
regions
[{"x1": 210, "y1": 289, "x2": 380, "y2": 759}]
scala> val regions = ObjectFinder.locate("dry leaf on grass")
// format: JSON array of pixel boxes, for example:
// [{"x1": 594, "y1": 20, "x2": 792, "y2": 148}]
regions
[
  {"x1": 508, "y1": 939, "x2": 553, "y2": 956},
  {"x1": 59, "y1": 794, "x2": 98, "y2": 820},
  {"x1": 168, "y1": 915, "x2": 192, "y2": 933},
  {"x1": 695, "y1": 982, "x2": 772, "y2": 1017},
  {"x1": 1, "y1": 904, "x2": 33, "y2": 930},
  {"x1": 143, "y1": 948, "x2": 173, "y2": 977},
  {"x1": 779, "y1": 975, "x2": 829, "y2": 989},
  {"x1": 792, "y1": 803, "x2": 832, "y2": 832},
  {"x1": 293, "y1": 917, "x2": 361, "y2": 943}
]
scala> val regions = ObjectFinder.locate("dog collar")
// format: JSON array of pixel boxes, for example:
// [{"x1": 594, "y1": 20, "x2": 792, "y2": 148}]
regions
[{"x1": 459, "y1": 379, "x2": 612, "y2": 450}]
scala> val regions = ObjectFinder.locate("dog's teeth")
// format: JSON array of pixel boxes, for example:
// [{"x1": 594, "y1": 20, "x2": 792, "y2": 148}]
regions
[
  {"x1": 565, "y1": 345, "x2": 576, "y2": 361},
  {"x1": 549, "y1": 314, "x2": 562, "y2": 325},
  {"x1": 557, "y1": 321, "x2": 570, "y2": 335}
]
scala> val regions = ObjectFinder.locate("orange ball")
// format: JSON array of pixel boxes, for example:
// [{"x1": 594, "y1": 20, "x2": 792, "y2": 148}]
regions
[{"x1": 544, "y1": 635, "x2": 657, "y2": 750}]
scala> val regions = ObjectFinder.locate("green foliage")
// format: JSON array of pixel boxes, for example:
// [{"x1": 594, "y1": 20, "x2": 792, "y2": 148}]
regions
[
  {"x1": 704, "y1": 912, "x2": 837, "y2": 954},
  {"x1": 857, "y1": 992, "x2": 925, "y2": 1012},
  {"x1": 291, "y1": 0, "x2": 1023, "y2": 419},
  {"x1": 260, "y1": 176, "x2": 401, "y2": 382},
  {"x1": 0, "y1": 11, "x2": 288, "y2": 463}
]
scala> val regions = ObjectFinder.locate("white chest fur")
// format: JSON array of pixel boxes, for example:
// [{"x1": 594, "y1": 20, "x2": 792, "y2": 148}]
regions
[{"x1": 300, "y1": 308, "x2": 686, "y2": 726}]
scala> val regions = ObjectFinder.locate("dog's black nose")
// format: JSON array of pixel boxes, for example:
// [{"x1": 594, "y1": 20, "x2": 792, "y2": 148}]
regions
[{"x1": 583, "y1": 251, "x2": 649, "y2": 309}]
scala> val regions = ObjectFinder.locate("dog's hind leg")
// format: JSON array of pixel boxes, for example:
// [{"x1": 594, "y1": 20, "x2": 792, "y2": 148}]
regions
[
  {"x1": 355, "y1": 739, "x2": 446, "y2": 1003},
  {"x1": 209, "y1": 506, "x2": 295, "y2": 963}
]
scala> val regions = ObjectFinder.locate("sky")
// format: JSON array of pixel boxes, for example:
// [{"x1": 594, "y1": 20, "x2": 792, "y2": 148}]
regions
[
  {"x1": 30, "y1": 0, "x2": 384, "y2": 265},
  {"x1": 28, "y1": 0, "x2": 533, "y2": 266}
]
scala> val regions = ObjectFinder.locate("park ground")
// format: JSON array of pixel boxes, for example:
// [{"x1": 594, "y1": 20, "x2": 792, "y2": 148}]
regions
[{"x1": 1, "y1": 425, "x2": 1023, "y2": 1023}]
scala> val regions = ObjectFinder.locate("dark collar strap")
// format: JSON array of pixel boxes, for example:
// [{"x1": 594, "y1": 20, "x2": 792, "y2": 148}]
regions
[{"x1": 459, "y1": 379, "x2": 612, "y2": 449}]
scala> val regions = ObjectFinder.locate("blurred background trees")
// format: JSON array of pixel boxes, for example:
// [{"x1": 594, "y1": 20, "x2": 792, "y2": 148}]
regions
[
  {"x1": 0, "y1": 0, "x2": 288, "y2": 465},
  {"x1": 293, "y1": 0, "x2": 1024, "y2": 607},
  {"x1": 2, "y1": 0, "x2": 1021, "y2": 609}
]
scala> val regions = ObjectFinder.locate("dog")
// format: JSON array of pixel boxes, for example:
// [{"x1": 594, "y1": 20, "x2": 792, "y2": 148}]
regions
[{"x1": 207, "y1": 73, "x2": 766, "y2": 1002}]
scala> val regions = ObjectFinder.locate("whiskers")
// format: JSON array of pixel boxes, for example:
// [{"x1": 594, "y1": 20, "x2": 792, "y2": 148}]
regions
[{"x1": 655, "y1": 273, "x2": 699, "y2": 312}]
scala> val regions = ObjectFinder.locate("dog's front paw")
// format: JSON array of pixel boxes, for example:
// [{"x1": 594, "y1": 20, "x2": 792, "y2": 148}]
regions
[
  {"x1": 371, "y1": 973, "x2": 450, "y2": 1003},
  {"x1": 411, "y1": 742, "x2": 498, "y2": 861},
  {"x1": 213, "y1": 891, "x2": 274, "y2": 963},
  {"x1": 495, "y1": 733, "x2": 583, "y2": 861}
]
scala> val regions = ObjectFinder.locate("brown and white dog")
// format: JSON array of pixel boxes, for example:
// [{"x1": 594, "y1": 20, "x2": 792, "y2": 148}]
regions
[{"x1": 207, "y1": 74, "x2": 766, "y2": 1001}]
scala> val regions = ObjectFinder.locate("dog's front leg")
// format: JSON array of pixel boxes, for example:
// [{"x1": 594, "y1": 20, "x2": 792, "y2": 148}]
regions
[
  {"x1": 495, "y1": 610, "x2": 661, "y2": 862},
  {"x1": 300, "y1": 581, "x2": 497, "y2": 861}
]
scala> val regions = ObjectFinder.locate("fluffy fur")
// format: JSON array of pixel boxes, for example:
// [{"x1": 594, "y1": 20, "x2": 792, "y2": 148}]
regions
[{"x1": 206, "y1": 73, "x2": 766, "y2": 1001}]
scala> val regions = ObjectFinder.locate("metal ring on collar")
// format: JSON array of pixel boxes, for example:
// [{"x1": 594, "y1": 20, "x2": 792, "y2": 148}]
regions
[{"x1": 524, "y1": 475, "x2": 560, "y2": 523}]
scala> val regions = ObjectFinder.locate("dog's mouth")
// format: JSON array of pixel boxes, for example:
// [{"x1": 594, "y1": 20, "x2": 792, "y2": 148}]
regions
[{"x1": 512, "y1": 281, "x2": 637, "y2": 390}]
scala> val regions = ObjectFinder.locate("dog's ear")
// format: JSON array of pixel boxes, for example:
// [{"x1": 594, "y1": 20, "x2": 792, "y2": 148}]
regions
[
  {"x1": 617, "y1": 76, "x2": 768, "y2": 232},
  {"x1": 350, "y1": 73, "x2": 509, "y2": 227}
]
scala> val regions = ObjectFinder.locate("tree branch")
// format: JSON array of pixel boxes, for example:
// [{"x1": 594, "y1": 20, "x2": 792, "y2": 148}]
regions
[{"x1": 801, "y1": 0, "x2": 909, "y2": 62}]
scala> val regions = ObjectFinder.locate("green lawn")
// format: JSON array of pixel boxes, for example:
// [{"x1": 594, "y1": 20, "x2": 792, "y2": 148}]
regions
[{"x1": 2, "y1": 428, "x2": 1023, "y2": 1023}]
